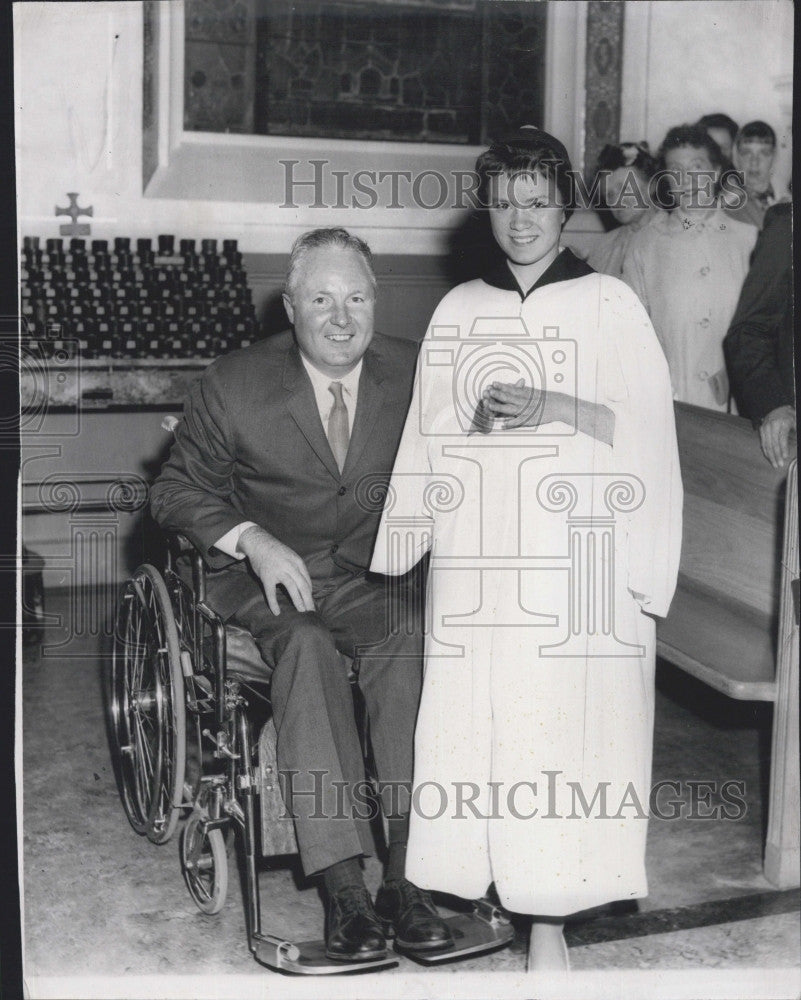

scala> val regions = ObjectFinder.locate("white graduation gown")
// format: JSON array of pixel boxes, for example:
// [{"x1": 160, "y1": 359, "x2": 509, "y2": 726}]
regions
[{"x1": 371, "y1": 256, "x2": 682, "y2": 916}]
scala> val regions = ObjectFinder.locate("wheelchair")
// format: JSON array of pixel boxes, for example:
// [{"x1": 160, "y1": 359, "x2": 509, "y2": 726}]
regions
[{"x1": 108, "y1": 534, "x2": 514, "y2": 974}]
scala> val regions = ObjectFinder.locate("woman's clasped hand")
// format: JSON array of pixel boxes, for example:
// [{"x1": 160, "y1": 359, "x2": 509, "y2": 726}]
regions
[{"x1": 481, "y1": 378, "x2": 565, "y2": 429}]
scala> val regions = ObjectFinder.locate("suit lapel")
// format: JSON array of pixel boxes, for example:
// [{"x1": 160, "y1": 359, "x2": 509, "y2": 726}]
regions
[
  {"x1": 282, "y1": 345, "x2": 341, "y2": 480},
  {"x1": 343, "y1": 348, "x2": 386, "y2": 477}
]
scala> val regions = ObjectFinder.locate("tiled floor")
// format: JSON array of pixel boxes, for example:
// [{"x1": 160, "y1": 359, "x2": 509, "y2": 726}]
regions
[{"x1": 21, "y1": 589, "x2": 800, "y2": 999}]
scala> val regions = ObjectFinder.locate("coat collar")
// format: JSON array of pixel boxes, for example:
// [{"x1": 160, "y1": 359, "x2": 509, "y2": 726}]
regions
[
  {"x1": 482, "y1": 247, "x2": 594, "y2": 301},
  {"x1": 281, "y1": 338, "x2": 387, "y2": 481}
]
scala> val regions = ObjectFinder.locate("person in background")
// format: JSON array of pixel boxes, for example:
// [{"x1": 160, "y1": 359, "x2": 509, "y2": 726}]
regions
[
  {"x1": 697, "y1": 112, "x2": 739, "y2": 163},
  {"x1": 623, "y1": 124, "x2": 757, "y2": 411},
  {"x1": 725, "y1": 120, "x2": 783, "y2": 229},
  {"x1": 724, "y1": 201, "x2": 795, "y2": 468},
  {"x1": 586, "y1": 141, "x2": 660, "y2": 278}
]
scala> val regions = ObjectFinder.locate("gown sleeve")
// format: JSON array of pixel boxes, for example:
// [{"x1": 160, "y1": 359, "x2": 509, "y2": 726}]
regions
[
  {"x1": 369, "y1": 293, "x2": 460, "y2": 575},
  {"x1": 601, "y1": 276, "x2": 683, "y2": 618}
]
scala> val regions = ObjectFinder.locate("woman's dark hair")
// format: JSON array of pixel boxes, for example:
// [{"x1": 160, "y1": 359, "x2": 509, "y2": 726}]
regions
[
  {"x1": 475, "y1": 126, "x2": 575, "y2": 223},
  {"x1": 595, "y1": 141, "x2": 659, "y2": 178},
  {"x1": 592, "y1": 142, "x2": 659, "y2": 230},
  {"x1": 655, "y1": 124, "x2": 726, "y2": 208},
  {"x1": 658, "y1": 124, "x2": 726, "y2": 171},
  {"x1": 697, "y1": 113, "x2": 739, "y2": 145}
]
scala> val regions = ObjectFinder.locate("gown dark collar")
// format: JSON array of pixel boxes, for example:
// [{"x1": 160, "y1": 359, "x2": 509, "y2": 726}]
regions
[{"x1": 482, "y1": 247, "x2": 595, "y2": 301}]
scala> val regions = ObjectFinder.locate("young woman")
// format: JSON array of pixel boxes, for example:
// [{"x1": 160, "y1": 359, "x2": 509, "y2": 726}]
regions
[
  {"x1": 371, "y1": 127, "x2": 682, "y2": 972},
  {"x1": 586, "y1": 141, "x2": 660, "y2": 277},
  {"x1": 622, "y1": 124, "x2": 758, "y2": 411}
]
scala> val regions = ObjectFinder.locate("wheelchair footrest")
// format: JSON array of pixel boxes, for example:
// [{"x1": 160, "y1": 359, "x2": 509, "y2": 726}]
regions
[
  {"x1": 398, "y1": 898, "x2": 515, "y2": 964},
  {"x1": 251, "y1": 932, "x2": 398, "y2": 974}
]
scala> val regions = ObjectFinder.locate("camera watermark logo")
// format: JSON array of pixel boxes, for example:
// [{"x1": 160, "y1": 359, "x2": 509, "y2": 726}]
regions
[
  {"x1": 420, "y1": 316, "x2": 577, "y2": 436},
  {"x1": 368, "y1": 317, "x2": 647, "y2": 659}
]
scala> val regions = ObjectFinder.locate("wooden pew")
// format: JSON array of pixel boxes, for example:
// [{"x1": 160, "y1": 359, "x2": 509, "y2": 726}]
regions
[{"x1": 656, "y1": 403, "x2": 799, "y2": 888}]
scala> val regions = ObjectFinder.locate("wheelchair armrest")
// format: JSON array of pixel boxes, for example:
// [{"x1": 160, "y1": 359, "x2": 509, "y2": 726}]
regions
[
  {"x1": 165, "y1": 531, "x2": 211, "y2": 606},
  {"x1": 174, "y1": 532, "x2": 195, "y2": 553},
  {"x1": 165, "y1": 530, "x2": 196, "y2": 559}
]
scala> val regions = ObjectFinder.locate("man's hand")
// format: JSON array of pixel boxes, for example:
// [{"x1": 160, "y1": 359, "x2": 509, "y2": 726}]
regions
[
  {"x1": 759, "y1": 405, "x2": 796, "y2": 469},
  {"x1": 237, "y1": 525, "x2": 314, "y2": 615},
  {"x1": 709, "y1": 367, "x2": 730, "y2": 408}
]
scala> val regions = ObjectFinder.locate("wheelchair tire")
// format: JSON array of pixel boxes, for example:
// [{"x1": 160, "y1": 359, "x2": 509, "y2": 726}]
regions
[
  {"x1": 110, "y1": 564, "x2": 186, "y2": 845},
  {"x1": 180, "y1": 811, "x2": 228, "y2": 915}
]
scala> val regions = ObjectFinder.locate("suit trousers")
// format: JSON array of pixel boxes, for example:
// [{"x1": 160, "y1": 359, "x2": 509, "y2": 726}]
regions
[{"x1": 231, "y1": 570, "x2": 423, "y2": 875}]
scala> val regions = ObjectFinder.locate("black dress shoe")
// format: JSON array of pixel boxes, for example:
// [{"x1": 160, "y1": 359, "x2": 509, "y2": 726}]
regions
[
  {"x1": 325, "y1": 885, "x2": 387, "y2": 962},
  {"x1": 374, "y1": 878, "x2": 454, "y2": 952}
]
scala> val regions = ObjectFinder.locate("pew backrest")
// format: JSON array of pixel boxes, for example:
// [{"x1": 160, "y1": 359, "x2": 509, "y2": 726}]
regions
[{"x1": 656, "y1": 403, "x2": 793, "y2": 700}]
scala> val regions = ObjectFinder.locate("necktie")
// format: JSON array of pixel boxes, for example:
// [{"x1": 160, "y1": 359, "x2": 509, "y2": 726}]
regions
[{"x1": 327, "y1": 381, "x2": 350, "y2": 472}]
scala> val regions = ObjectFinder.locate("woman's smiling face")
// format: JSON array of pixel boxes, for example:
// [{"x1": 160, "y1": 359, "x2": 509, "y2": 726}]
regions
[{"x1": 488, "y1": 171, "x2": 565, "y2": 268}]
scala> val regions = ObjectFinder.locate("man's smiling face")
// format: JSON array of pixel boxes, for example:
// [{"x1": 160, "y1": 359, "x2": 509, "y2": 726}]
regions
[{"x1": 283, "y1": 245, "x2": 376, "y2": 378}]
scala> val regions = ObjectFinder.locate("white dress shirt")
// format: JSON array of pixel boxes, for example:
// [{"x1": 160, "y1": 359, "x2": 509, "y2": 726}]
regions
[{"x1": 214, "y1": 354, "x2": 363, "y2": 559}]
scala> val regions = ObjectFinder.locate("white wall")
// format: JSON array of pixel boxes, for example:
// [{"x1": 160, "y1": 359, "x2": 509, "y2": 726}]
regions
[
  {"x1": 623, "y1": 0, "x2": 793, "y2": 193},
  {"x1": 15, "y1": 3, "x2": 174, "y2": 244}
]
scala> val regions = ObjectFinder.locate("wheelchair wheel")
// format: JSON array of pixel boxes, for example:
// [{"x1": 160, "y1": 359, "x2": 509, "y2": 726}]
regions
[
  {"x1": 110, "y1": 564, "x2": 186, "y2": 845},
  {"x1": 180, "y1": 810, "x2": 229, "y2": 914}
]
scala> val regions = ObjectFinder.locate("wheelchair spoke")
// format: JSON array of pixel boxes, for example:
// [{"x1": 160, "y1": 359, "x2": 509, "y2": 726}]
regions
[
  {"x1": 129, "y1": 718, "x2": 150, "y2": 807},
  {"x1": 126, "y1": 611, "x2": 147, "y2": 710},
  {"x1": 131, "y1": 704, "x2": 154, "y2": 781}
]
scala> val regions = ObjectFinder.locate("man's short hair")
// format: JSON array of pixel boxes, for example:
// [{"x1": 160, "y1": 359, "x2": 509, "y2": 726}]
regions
[
  {"x1": 697, "y1": 113, "x2": 739, "y2": 144},
  {"x1": 737, "y1": 121, "x2": 777, "y2": 148},
  {"x1": 285, "y1": 228, "x2": 377, "y2": 297}
]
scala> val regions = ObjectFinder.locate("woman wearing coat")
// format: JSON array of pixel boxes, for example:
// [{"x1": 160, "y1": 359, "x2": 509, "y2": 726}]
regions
[
  {"x1": 622, "y1": 124, "x2": 757, "y2": 411},
  {"x1": 371, "y1": 127, "x2": 682, "y2": 971}
]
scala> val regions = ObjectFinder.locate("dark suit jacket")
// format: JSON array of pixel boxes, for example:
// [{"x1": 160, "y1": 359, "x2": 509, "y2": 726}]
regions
[
  {"x1": 150, "y1": 331, "x2": 419, "y2": 619},
  {"x1": 724, "y1": 201, "x2": 795, "y2": 424}
]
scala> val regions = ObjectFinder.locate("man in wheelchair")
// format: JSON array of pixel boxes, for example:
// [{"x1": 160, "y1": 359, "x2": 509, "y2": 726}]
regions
[{"x1": 150, "y1": 228, "x2": 454, "y2": 964}]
